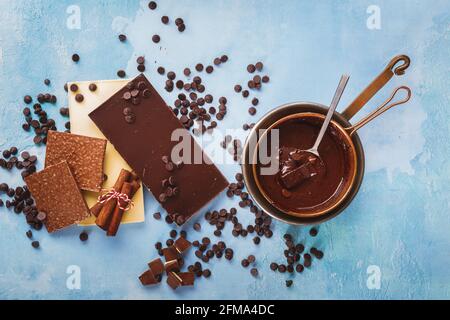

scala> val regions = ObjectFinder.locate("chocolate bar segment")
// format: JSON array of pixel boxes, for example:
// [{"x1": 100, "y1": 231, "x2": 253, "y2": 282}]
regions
[
  {"x1": 89, "y1": 74, "x2": 228, "y2": 224},
  {"x1": 45, "y1": 131, "x2": 107, "y2": 192},
  {"x1": 25, "y1": 161, "x2": 90, "y2": 233}
]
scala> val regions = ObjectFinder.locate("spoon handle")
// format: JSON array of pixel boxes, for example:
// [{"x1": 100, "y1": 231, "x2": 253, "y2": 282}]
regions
[{"x1": 311, "y1": 74, "x2": 350, "y2": 152}]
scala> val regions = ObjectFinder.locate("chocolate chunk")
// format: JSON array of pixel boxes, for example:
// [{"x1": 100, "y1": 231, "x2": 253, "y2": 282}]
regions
[
  {"x1": 167, "y1": 272, "x2": 183, "y2": 290},
  {"x1": 139, "y1": 269, "x2": 158, "y2": 286},
  {"x1": 148, "y1": 258, "x2": 165, "y2": 276}
]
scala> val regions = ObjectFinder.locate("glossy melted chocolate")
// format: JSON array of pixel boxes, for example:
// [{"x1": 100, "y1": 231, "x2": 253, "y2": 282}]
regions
[{"x1": 256, "y1": 116, "x2": 351, "y2": 214}]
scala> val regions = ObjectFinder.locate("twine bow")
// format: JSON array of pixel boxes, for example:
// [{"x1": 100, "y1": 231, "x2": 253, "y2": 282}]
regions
[{"x1": 97, "y1": 189, "x2": 134, "y2": 211}]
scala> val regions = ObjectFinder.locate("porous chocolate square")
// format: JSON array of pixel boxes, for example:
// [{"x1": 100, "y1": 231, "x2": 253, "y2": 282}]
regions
[
  {"x1": 45, "y1": 131, "x2": 107, "y2": 192},
  {"x1": 25, "y1": 161, "x2": 90, "y2": 233},
  {"x1": 89, "y1": 74, "x2": 228, "y2": 224}
]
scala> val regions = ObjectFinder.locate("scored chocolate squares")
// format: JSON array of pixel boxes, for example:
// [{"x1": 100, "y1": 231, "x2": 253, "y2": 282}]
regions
[
  {"x1": 24, "y1": 161, "x2": 90, "y2": 233},
  {"x1": 89, "y1": 74, "x2": 228, "y2": 225},
  {"x1": 45, "y1": 131, "x2": 107, "y2": 192}
]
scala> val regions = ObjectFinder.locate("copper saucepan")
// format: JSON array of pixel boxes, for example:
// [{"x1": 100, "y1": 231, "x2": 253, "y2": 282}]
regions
[
  {"x1": 241, "y1": 55, "x2": 412, "y2": 225},
  {"x1": 252, "y1": 86, "x2": 411, "y2": 219}
]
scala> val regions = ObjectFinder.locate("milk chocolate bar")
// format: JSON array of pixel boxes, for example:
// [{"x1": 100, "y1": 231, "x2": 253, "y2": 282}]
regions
[
  {"x1": 45, "y1": 131, "x2": 107, "y2": 192},
  {"x1": 24, "y1": 161, "x2": 90, "y2": 233},
  {"x1": 89, "y1": 74, "x2": 228, "y2": 224}
]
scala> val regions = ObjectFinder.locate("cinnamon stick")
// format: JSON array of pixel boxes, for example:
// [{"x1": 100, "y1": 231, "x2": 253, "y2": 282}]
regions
[
  {"x1": 96, "y1": 169, "x2": 131, "y2": 230},
  {"x1": 106, "y1": 180, "x2": 141, "y2": 236}
]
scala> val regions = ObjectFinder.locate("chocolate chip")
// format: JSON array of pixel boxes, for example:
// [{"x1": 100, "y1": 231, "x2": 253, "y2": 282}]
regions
[
  {"x1": 177, "y1": 24, "x2": 186, "y2": 32},
  {"x1": 202, "y1": 269, "x2": 211, "y2": 278},
  {"x1": 193, "y1": 223, "x2": 201, "y2": 231},
  {"x1": 72, "y1": 54, "x2": 80, "y2": 62},
  {"x1": 26, "y1": 230, "x2": 33, "y2": 239},
  {"x1": 234, "y1": 85, "x2": 242, "y2": 93},
  {"x1": 252, "y1": 98, "x2": 259, "y2": 106},
  {"x1": 173, "y1": 17, "x2": 183, "y2": 25},
  {"x1": 75, "y1": 94, "x2": 84, "y2": 103},
  {"x1": 31, "y1": 241, "x2": 40, "y2": 249},
  {"x1": 253, "y1": 236, "x2": 260, "y2": 245},
  {"x1": 44, "y1": 79, "x2": 50, "y2": 86},
  {"x1": 117, "y1": 70, "x2": 126, "y2": 78},
  {"x1": 118, "y1": 34, "x2": 127, "y2": 42},
  {"x1": 205, "y1": 65, "x2": 214, "y2": 74},
  {"x1": 220, "y1": 55, "x2": 228, "y2": 63},
  {"x1": 23, "y1": 95, "x2": 33, "y2": 104},
  {"x1": 241, "y1": 259, "x2": 249, "y2": 268},
  {"x1": 250, "y1": 268, "x2": 258, "y2": 277},
  {"x1": 152, "y1": 34, "x2": 161, "y2": 43},
  {"x1": 286, "y1": 280, "x2": 293, "y2": 287},
  {"x1": 262, "y1": 75, "x2": 270, "y2": 83},
  {"x1": 242, "y1": 90, "x2": 249, "y2": 98},
  {"x1": 136, "y1": 56, "x2": 145, "y2": 65},
  {"x1": 309, "y1": 227, "x2": 318, "y2": 237},
  {"x1": 248, "y1": 107, "x2": 256, "y2": 115},
  {"x1": 161, "y1": 16, "x2": 169, "y2": 24},
  {"x1": 79, "y1": 231, "x2": 88, "y2": 242},
  {"x1": 247, "y1": 64, "x2": 256, "y2": 73},
  {"x1": 157, "y1": 66, "x2": 165, "y2": 75},
  {"x1": 310, "y1": 247, "x2": 324, "y2": 259},
  {"x1": 70, "y1": 84, "x2": 79, "y2": 92},
  {"x1": 195, "y1": 64, "x2": 204, "y2": 72},
  {"x1": 153, "y1": 212, "x2": 161, "y2": 220},
  {"x1": 170, "y1": 230, "x2": 177, "y2": 239},
  {"x1": 148, "y1": 1, "x2": 157, "y2": 10},
  {"x1": 296, "y1": 264, "x2": 304, "y2": 273},
  {"x1": 303, "y1": 253, "x2": 312, "y2": 268},
  {"x1": 270, "y1": 262, "x2": 278, "y2": 271},
  {"x1": 255, "y1": 62, "x2": 264, "y2": 71}
]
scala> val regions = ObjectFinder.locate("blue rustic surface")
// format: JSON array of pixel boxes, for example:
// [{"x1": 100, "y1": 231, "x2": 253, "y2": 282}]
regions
[{"x1": 0, "y1": 0, "x2": 449, "y2": 300}]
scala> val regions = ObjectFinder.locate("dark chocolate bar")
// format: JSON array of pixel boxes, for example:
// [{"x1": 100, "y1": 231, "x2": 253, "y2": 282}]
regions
[{"x1": 89, "y1": 74, "x2": 228, "y2": 224}]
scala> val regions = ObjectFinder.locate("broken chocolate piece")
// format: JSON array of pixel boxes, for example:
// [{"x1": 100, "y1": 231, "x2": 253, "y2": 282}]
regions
[
  {"x1": 165, "y1": 260, "x2": 181, "y2": 274},
  {"x1": 174, "y1": 237, "x2": 191, "y2": 254},
  {"x1": 162, "y1": 246, "x2": 180, "y2": 262},
  {"x1": 89, "y1": 74, "x2": 228, "y2": 224},
  {"x1": 139, "y1": 269, "x2": 159, "y2": 286},
  {"x1": 24, "y1": 161, "x2": 90, "y2": 233},
  {"x1": 45, "y1": 131, "x2": 107, "y2": 192},
  {"x1": 167, "y1": 271, "x2": 183, "y2": 290},
  {"x1": 148, "y1": 258, "x2": 165, "y2": 276},
  {"x1": 178, "y1": 272, "x2": 195, "y2": 286}
]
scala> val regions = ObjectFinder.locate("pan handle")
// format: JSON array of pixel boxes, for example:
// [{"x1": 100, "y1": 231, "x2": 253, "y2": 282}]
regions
[
  {"x1": 341, "y1": 55, "x2": 410, "y2": 121},
  {"x1": 345, "y1": 86, "x2": 412, "y2": 137}
]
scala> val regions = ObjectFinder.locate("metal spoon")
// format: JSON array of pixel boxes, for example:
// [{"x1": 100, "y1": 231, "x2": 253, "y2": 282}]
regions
[
  {"x1": 306, "y1": 74, "x2": 350, "y2": 158},
  {"x1": 280, "y1": 75, "x2": 350, "y2": 189}
]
